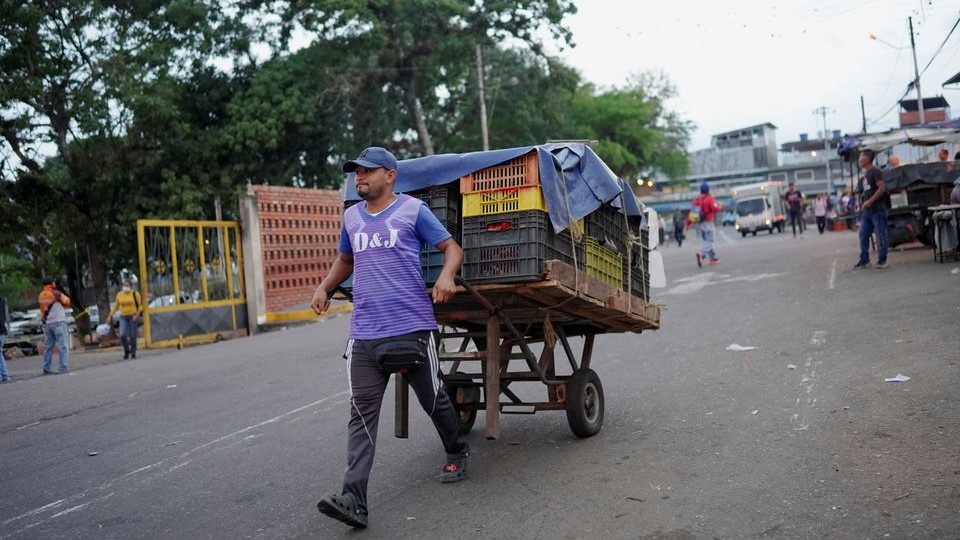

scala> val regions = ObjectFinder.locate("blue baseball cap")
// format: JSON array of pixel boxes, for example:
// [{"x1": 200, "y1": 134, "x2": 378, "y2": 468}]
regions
[
  {"x1": 700, "y1": 182, "x2": 710, "y2": 193},
  {"x1": 342, "y1": 146, "x2": 398, "y2": 173}
]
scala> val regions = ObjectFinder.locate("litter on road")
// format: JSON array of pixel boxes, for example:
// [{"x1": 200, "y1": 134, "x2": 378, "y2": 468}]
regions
[
  {"x1": 787, "y1": 364, "x2": 797, "y2": 370},
  {"x1": 885, "y1": 374, "x2": 911, "y2": 383},
  {"x1": 726, "y1": 344, "x2": 757, "y2": 351}
]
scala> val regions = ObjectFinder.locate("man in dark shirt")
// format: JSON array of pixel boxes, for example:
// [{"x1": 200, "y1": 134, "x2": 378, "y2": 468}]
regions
[
  {"x1": 853, "y1": 150, "x2": 889, "y2": 269},
  {"x1": 784, "y1": 183, "x2": 805, "y2": 238}
]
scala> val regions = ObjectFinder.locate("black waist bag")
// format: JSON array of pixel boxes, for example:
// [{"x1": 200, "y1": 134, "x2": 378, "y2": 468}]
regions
[{"x1": 370, "y1": 331, "x2": 431, "y2": 373}]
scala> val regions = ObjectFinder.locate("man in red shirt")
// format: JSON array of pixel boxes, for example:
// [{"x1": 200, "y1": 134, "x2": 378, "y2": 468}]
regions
[{"x1": 687, "y1": 182, "x2": 722, "y2": 267}]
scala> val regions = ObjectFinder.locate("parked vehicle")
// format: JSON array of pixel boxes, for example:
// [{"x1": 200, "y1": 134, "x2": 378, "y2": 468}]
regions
[
  {"x1": 9, "y1": 310, "x2": 42, "y2": 336},
  {"x1": 732, "y1": 181, "x2": 787, "y2": 237}
]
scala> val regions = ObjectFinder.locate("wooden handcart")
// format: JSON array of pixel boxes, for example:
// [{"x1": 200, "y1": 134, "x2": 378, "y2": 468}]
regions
[{"x1": 393, "y1": 260, "x2": 661, "y2": 440}]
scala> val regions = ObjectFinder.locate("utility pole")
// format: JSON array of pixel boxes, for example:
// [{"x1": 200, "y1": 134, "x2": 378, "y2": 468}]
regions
[
  {"x1": 908, "y1": 16, "x2": 925, "y2": 124},
  {"x1": 860, "y1": 95, "x2": 867, "y2": 133},
  {"x1": 475, "y1": 43, "x2": 490, "y2": 151},
  {"x1": 813, "y1": 106, "x2": 834, "y2": 189}
]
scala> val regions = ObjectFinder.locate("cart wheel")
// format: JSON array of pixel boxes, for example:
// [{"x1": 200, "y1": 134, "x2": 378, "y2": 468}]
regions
[
  {"x1": 565, "y1": 368, "x2": 604, "y2": 438},
  {"x1": 446, "y1": 372, "x2": 479, "y2": 435},
  {"x1": 454, "y1": 404, "x2": 478, "y2": 435}
]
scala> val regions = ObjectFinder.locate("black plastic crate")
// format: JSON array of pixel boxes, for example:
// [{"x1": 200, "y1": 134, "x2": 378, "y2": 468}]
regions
[
  {"x1": 585, "y1": 204, "x2": 629, "y2": 252},
  {"x1": 462, "y1": 211, "x2": 584, "y2": 283},
  {"x1": 409, "y1": 182, "x2": 461, "y2": 240},
  {"x1": 622, "y1": 242, "x2": 651, "y2": 300}
]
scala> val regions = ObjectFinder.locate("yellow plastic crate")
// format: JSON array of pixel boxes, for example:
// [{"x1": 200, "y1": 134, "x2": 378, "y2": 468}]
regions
[
  {"x1": 585, "y1": 237, "x2": 623, "y2": 289},
  {"x1": 462, "y1": 186, "x2": 546, "y2": 217}
]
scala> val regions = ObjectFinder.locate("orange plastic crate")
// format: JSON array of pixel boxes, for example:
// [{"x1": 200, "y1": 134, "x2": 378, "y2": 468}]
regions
[{"x1": 460, "y1": 152, "x2": 539, "y2": 193}]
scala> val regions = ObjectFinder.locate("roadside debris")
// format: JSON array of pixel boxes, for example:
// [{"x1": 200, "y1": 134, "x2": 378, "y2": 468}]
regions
[
  {"x1": 884, "y1": 374, "x2": 911, "y2": 383},
  {"x1": 787, "y1": 364, "x2": 797, "y2": 370},
  {"x1": 166, "y1": 384, "x2": 177, "y2": 389},
  {"x1": 952, "y1": 267, "x2": 959, "y2": 274},
  {"x1": 87, "y1": 451, "x2": 99, "y2": 457},
  {"x1": 726, "y1": 344, "x2": 757, "y2": 351},
  {"x1": 751, "y1": 410, "x2": 759, "y2": 415}
]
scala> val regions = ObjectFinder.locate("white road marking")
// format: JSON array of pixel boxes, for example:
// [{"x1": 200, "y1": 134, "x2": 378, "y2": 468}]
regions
[
  {"x1": 3, "y1": 390, "x2": 350, "y2": 535},
  {"x1": 663, "y1": 272, "x2": 787, "y2": 295},
  {"x1": 828, "y1": 259, "x2": 837, "y2": 289}
]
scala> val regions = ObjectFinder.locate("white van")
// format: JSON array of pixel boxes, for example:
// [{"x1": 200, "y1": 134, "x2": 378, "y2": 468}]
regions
[{"x1": 732, "y1": 182, "x2": 787, "y2": 237}]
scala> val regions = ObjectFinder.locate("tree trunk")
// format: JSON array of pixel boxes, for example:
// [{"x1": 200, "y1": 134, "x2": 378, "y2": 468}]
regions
[
  {"x1": 412, "y1": 98, "x2": 434, "y2": 156},
  {"x1": 86, "y1": 240, "x2": 111, "y2": 320}
]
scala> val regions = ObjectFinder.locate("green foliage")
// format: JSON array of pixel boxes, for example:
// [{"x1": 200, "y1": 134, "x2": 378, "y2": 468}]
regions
[
  {"x1": 0, "y1": 0, "x2": 691, "y2": 312},
  {"x1": 569, "y1": 72, "x2": 693, "y2": 180}
]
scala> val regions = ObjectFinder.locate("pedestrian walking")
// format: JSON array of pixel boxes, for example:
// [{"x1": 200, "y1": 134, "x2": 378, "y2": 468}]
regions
[
  {"x1": 672, "y1": 211, "x2": 685, "y2": 247},
  {"x1": 784, "y1": 183, "x2": 805, "y2": 238},
  {"x1": 0, "y1": 294, "x2": 9, "y2": 383},
  {"x1": 813, "y1": 194, "x2": 828, "y2": 234},
  {"x1": 310, "y1": 146, "x2": 468, "y2": 529},
  {"x1": 686, "y1": 182, "x2": 721, "y2": 267},
  {"x1": 108, "y1": 278, "x2": 143, "y2": 359},
  {"x1": 853, "y1": 149, "x2": 889, "y2": 270},
  {"x1": 38, "y1": 276, "x2": 71, "y2": 374}
]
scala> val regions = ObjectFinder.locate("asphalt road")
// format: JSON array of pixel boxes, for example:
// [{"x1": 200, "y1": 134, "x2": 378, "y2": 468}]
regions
[{"x1": 1, "y1": 226, "x2": 958, "y2": 540}]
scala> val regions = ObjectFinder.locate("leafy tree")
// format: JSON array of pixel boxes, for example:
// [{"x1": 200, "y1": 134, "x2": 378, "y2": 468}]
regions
[
  {"x1": 253, "y1": 0, "x2": 577, "y2": 156},
  {"x1": 0, "y1": 0, "x2": 246, "y2": 311},
  {"x1": 569, "y1": 71, "x2": 692, "y2": 181}
]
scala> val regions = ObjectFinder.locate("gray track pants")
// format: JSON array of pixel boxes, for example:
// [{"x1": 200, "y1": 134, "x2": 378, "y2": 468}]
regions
[{"x1": 341, "y1": 330, "x2": 466, "y2": 514}]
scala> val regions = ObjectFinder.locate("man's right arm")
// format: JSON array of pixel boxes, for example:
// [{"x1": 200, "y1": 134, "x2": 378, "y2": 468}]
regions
[{"x1": 311, "y1": 253, "x2": 354, "y2": 314}]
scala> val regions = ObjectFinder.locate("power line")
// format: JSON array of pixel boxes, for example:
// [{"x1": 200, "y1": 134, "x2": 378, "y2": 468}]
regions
[
  {"x1": 919, "y1": 15, "x2": 960, "y2": 76},
  {"x1": 867, "y1": 13, "x2": 960, "y2": 129}
]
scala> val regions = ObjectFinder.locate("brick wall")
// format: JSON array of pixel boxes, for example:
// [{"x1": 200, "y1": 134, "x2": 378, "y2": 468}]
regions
[
  {"x1": 899, "y1": 109, "x2": 948, "y2": 126},
  {"x1": 251, "y1": 185, "x2": 343, "y2": 312}
]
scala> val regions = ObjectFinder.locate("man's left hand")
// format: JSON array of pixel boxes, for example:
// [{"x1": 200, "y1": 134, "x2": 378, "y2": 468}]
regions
[
  {"x1": 432, "y1": 275, "x2": 457, "y2": 304},
  {"x1": 52, "y1": 291, "x2": 62, "y2": 301},
  {"x1": 863, "y1": 200, "x2": 872, "y2": 209}
]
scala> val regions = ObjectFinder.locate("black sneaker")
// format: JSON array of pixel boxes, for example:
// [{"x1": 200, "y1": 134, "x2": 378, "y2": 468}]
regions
[
  {"x1": 123, "y1": 352, "x2": 130, "y2": 360},
  {"x1": 852, "y1": 261, "x2": 871, "y2": 270},
  {"x1": 441, "y1": 443, "x2": 470, "y2": 483},
  {"x1": 875, "y1": 261, "x2": 888, "y2": 269},
  {"x1": 317, "y1": 492, "x2": 368, "y2": 529}
]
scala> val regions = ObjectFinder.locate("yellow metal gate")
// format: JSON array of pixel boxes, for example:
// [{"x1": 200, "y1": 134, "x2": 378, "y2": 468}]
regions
[{"x1": 137, "y1": 220, "x2": 247, "y2": 348}]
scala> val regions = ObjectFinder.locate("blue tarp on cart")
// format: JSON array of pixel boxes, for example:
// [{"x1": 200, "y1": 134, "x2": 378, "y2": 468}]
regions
[{"x1": 342, "y1": 143, "x2": 645, "y2": 233}]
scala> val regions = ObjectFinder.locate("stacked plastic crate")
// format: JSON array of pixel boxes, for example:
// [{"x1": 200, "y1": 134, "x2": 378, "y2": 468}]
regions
[
  {"x1": 460, "y1": 152, "x2": 584, "y2": 283},
  {"x1": 411, "y1": 182, "x2": 460, "y2": 285},
  {"x1": 583, "y1": 204, "x2": 650, "y2": 301}
]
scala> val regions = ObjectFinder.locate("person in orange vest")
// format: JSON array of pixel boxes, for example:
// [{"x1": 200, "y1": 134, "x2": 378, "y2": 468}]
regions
[
  {"x1": 108, "y1": 278, "x2": 143, "y2": 359},
  {"x1": 38, "y1": 276, "x2": 72, "y2": 374}
]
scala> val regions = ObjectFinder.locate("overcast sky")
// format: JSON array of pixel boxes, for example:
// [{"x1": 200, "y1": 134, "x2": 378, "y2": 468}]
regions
[{"x1": 555, "y1": 0, "x2": 960, "y2": 150}]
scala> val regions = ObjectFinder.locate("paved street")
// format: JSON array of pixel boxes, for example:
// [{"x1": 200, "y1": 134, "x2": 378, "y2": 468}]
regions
[{"x1": 1, "y1": 227, "x2": 958, "y2": 540}]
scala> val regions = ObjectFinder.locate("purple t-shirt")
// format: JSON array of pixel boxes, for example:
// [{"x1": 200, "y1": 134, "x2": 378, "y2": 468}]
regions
[{"x1": 339, "y1": 194, "x2": 451, "y2": 340}]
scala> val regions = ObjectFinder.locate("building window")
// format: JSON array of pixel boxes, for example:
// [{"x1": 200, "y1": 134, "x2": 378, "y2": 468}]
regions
[
  {"x1": 768, "y1": 173, "x2": 787, "y2": 183},
  {"x1": 795, "y1": 170, "x2": 814, "y2": 182}
]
